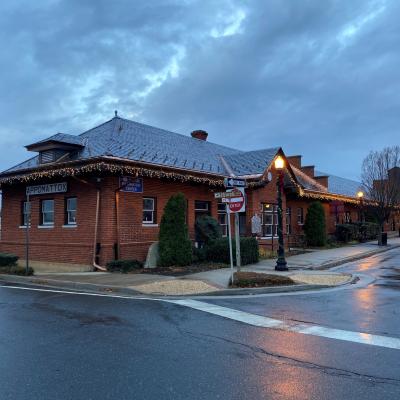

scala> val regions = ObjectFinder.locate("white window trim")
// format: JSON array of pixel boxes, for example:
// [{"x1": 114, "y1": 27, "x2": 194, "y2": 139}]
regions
[
  {"x1": 66, "y1": 197, "x2": 77, "y2": 225},
  {"x1": 142, "y1": 223, "x2": 158, "y2": 227},
  {"x1": 38, "y1": 224, "x2": 54, "y2": 229},
  {"x1": 62, "y1": 224, "x2": 77, "y2": 228},
  {"x1": 143, "y1": 197, "x2": 156, "y2": 224},
  {"x1": 41, "y1": 199, "x2": 55, "y2": 226}
]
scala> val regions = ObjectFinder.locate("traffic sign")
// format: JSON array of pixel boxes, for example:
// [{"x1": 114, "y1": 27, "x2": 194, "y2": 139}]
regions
[
  {"x1": 224, "y1": 177, "x2": 246, "y2": 188},
  {"x1": 226, "y1": 187, "x2": 245, "y2": 213}
]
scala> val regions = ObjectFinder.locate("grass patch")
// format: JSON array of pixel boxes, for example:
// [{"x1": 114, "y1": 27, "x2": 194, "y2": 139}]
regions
[
  {"x1": 230, "y1": 272, "x2": 295, "y2": 288},
  {"x1": 0, "y1": 266, "x2": 34, "y2": 276}
]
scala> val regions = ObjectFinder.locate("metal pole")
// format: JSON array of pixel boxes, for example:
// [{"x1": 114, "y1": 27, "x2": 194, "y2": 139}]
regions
[
  {"x1": 235, "y1": 211, "x2": 241, "y2": 272},
  {"x1": 275, "y1": 170, "x2": 288, "y2": 271},
  {"x1": 25, "y1": 192, "x2": 30, "y2": 275},
  {"x1": 226, "y1": 205, "x2": 234, "y2": 285}
]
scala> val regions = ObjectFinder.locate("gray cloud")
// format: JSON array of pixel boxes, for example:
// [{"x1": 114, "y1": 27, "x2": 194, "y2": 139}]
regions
[{"x1": 0, "y1": 0, "x2": 398, "y2": 180}]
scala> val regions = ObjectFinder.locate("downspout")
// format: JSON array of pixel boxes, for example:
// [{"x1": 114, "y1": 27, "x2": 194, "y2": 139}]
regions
[
  {"x1": 72, "y1": 177, "x2": 106, "y2": 271},
  {"x1": 93, "y1": 186, "x2": 107, "y2": 271},
  {"x1": 115, "y1": 189, "x2": 120, "y2": 260}
]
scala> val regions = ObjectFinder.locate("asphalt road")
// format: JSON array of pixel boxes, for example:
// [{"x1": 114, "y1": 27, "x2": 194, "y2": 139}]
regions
[{"x1": 1, "y1": 249, "x2": 400, "y2": 399}]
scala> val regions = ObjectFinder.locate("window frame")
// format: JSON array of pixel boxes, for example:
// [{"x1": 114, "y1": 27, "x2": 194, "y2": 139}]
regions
[
  {"x1": 217, "y1": 201, "x2": 228, "y2": 237},
  {"x1": 297, "y1": 207, "x2": 304, "y2": 225},
  {"x1": 65, "y1": 197, "x2": 77, "y2": 225},
  {"x1": 142, "y1": 197, "x2": 157, "y2": 224},
  {"x1": 40, "y1": 199, "x2": 55, "y2": 226},
  {"x1": 286, "y1": 207, "x2": 291, "y2": 234},
  {"x1": 261, "y1": 203, "x2": 278, "y2": 238}
]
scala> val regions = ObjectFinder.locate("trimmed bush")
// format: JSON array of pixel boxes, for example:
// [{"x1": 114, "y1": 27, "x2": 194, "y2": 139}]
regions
[
  {"x1": 192, "y1": 246, "x2": 207, "y2": 263},
  {"x1": 159, "y1": 193, "x2": 192, "y2": 267},
  {"x1": 205, "y1": 237, "x2": 259, "y2": 266},
  {"x1": 0, "y1": 253, "x2": 19, "y2": 267},
  {"x1": 304, "y1": 202, "x2": 326, "y2": 247},
  {"x1": 0, "y1": 265, "x2": 34, "y2": 276},
  {"x1": 335, "y1": 222, "x2": 379, "y2": 243},
  {"x1": 335, "y1": 224, "x2": 358, "y2": 243},
  {"x1": 195, "y1": 215, "x2": 222, "y2": 245},
  {"x1": 106, "y1": 259, "x2": 143, "y2": 273}
]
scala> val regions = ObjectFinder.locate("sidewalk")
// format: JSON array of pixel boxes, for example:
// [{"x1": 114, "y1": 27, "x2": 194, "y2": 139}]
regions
[{"x1": 1, "y1": 237, "x2": 399, "y2": 296}]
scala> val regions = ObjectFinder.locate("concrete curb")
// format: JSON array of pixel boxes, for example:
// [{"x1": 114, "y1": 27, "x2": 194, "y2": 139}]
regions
[
  {"x1": 0, "y1": 272, "x2": 355, "y2": 298},
  {"x1": 310, "y1": 243, "x2": 400, "y2": 270}
]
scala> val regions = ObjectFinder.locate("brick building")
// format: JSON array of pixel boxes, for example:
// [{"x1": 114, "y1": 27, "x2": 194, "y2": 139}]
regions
[{"x1": 0, "y1": 114, "x2": 377, "y2": 269}]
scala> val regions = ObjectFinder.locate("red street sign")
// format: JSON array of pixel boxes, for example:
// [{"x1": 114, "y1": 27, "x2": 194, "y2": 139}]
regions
[{"x1": 227, "y1": 188, "x2": 245, "y2": 213}]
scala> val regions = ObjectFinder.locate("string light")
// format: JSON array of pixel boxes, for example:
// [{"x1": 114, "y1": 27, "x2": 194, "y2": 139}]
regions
[{"x1": 0, "y1": 161, "x2": 227, "y2": 188}]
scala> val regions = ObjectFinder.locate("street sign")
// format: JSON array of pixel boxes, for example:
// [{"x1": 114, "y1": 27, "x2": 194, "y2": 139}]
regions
[
  {"x1": 119, "y1": 176, "x2": 143, "y2": 193},
  {"x1": 224, "y1": 177, "x2": 246, "y2": 188},
  {"x1": 227, "y1": 187, "x2": 245, "y2": 213},
  {"x1": 214, "y1": 191, "x2": 240, "y2": 199}
]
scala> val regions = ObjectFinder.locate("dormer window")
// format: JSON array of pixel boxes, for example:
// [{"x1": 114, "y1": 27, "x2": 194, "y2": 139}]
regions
[
  {"x1": 40, "y1": 150, "x2": 55, "y2": 164},
  {"x1": 25, "y1": 133, "x2": 85, "y2": 165}
]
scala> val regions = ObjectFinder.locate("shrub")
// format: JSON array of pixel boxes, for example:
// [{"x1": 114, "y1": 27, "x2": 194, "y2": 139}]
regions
[
  {"x1": 195, "y1": 215, "x2": 222, "y2": 245},
  {"x1": 304, "y1": 202, "x2": 326, "y2": 247},
  {"x1": 205, "y1": 237, "x2": 259, "y2": 266},
  {"x1": 192, "y1": 246, "x2": 207, "y2": 263},
  {"x1": 335, "y1": 224, "x2": 358, "y2": 243},
  {"x1": 0, "y1": 253, "x2": 19, "y2": 267},
  {"x1": 0, "y1": 265, "x2": 34, "y2": 276},
  {"x1": 106, "y1": 259, "x2": 143, "y2": 273},
  {"x1": 231, "y1": 272, "x2": 295, "y2": 288},
  {"x1": 158, "y1": 193, "x2": 192, "y2": 267}
]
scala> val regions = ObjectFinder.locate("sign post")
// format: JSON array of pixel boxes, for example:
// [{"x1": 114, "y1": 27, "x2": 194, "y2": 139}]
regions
[
  {"x1": 216, "y1": 184, "x2": 246, "y2": 275},
  {"x1": 25, "y1": 192, "x2": 30, "y2": 275},
  {"x1": 226, "y1": 205, "x2": 234, "y2": 285}
]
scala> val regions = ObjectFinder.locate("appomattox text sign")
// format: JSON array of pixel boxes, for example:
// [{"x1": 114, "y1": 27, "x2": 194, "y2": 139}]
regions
[{"x1": 26, "y1": 182, "x2": 68, "y2": 196}]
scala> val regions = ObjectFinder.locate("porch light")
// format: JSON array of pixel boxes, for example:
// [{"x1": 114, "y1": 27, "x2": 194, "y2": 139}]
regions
[
  {"x1": 357, "y1": 191, "x2": 364, "y2": 198},
  {"x1": 274, "y1": 156, "x2": 285, "y2": 170}
]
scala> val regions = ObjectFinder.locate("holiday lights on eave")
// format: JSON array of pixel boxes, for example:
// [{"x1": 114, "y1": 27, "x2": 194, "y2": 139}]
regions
[{"x1": 0, "y1": 160, "x2": 364, "y2": 204}]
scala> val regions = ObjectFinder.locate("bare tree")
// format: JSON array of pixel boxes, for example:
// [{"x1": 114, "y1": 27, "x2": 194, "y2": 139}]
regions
[{"x1": 361, "y1": 146, "x2": 400, "y2": 245}]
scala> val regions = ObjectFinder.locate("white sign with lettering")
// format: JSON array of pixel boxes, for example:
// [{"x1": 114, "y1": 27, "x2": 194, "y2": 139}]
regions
[{"x1": 26, "y1": 182, "x2": 68, "y2": 196}]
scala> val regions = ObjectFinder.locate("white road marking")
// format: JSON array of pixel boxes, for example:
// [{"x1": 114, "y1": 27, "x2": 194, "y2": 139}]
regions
[
  {"x1": 0, "y1": 283, "x2": 157, "y2": 301},
  {"x1": 167, "y1": 299, "x2": 400, "y2": 350},
  {"x1": 3, "y1": 283, "x2": 400, "y2": 350}
]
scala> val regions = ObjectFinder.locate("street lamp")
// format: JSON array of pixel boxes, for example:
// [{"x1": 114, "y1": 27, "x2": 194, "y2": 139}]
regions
[
  {"x1": 274, "y1": 156, "x2": 288, "y2": 271},
  {"x1": 357, "y1": 191, "x2": 364, "y2": 222}
]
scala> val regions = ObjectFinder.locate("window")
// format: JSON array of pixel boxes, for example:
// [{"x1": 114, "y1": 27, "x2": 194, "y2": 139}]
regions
[
  {"x1": 297, "y1": 207, "x2": 304, "y2": 225},
  {"x1": 21, "y1": 201, "x2": 31, "y2": 226},
  {"x1": 143, "y1": 197, "x2": 156, "y2": 224},
  {"x1": 286, "y1": 207, "x2": 291, "y2": 234},
  {"x1": 41, "y1": 199, "x2": 54, "y2": 225},
  {"x1": 65, "y1": 197, "x2": 77, "y2": 225},
  {"x1": 39, "y1": 151, "x2": 55, "y2": 164},
  {"x1": 217, "y1": 202, "x2": 228, "y2": 236},
  {"x1": 261, "y1": 203, "x2": 278, "y2": 237},
  {"x1": 195, "y1": 200, "x2": 210, "y2": 214},
  {"x1": 345, "y1": 211, "x2": 351, "y2": 223}
]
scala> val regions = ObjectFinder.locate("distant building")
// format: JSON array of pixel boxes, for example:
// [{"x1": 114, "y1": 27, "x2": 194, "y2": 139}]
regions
[{"x1": 0, "y1": 114, "x2": 389, "y2": 269}]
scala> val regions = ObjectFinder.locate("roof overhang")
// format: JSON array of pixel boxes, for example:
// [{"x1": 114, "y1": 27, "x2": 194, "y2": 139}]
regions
[{"x1": 25, "y1": 140, "x2": 84, "y2": 152}]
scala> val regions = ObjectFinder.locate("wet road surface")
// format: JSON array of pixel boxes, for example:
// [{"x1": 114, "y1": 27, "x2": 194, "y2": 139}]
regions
[{"x1": 1, "y1": 249, "x2": 400, "y2": 399}]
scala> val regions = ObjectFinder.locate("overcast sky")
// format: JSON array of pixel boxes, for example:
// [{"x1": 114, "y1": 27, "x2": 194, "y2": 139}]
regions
[{"x1": 0, "y1": 0, "x2": 398, "y2": 180}]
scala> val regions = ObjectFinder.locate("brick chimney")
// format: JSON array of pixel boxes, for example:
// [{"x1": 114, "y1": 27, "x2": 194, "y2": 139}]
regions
[
  {"x1": 301, "y1": 165, "x2": 315, "y2": 178},
  {"x1": 286, "y1": 155, "x2": 302, "y2": 169},
  {"x1": 314, "y1": 175, "x2": 329, "y2": 189},
  {"x1": 191, "y1": 130, "x2": 208, "y2": 141}
]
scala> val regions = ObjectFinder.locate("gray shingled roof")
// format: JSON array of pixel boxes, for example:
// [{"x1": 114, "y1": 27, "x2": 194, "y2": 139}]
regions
[
  {"x1": 4, "y1": 116, "x2": 281, "y2": 177},
  {"x1": 28, "y1": 132, "x2": 85, "y2": 147},
  {"x1": 316, "y1": 170, "x2": 362, "y2": 197},
  {"x1": 292, "y1": 166, "x2": 328, "y2": 192},
  {"x1": 223, "y1": 148, "x2": 280, "y2": 176}
]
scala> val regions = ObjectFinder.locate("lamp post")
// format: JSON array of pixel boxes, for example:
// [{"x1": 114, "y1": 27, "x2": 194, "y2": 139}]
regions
[
  {"x1": 357, "y1": 191, "x2": 365, "y2": 242},
  {"x1": 357, "y1": 191, "x2": 364, "y2": 222},
  {"x1": 274, "y1": 155, "x2": 288, "y2": 271}
]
